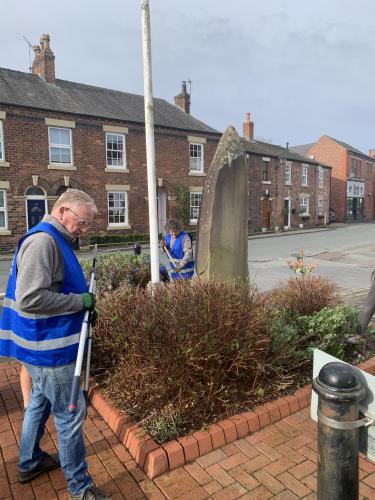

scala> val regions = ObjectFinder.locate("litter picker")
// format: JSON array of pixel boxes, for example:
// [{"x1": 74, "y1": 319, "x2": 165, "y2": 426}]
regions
[
  {"x1": 68, "y1": 244, "x2": 98, "y2": 414},
  {"x1": 163, "y1": 245, "x2": 184, "y2": 278}
]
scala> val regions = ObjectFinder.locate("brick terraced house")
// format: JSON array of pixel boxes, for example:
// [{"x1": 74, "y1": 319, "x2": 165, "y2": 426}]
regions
[
  {"x1": 292, "y1": 136, "x2": 375, "y2": 223},
  {"x1": 0, "y1": 34, "x2": 221, "y2": 251},
  {"x1": 242, "y1": 113, "x2": 331, "y2": 232}
]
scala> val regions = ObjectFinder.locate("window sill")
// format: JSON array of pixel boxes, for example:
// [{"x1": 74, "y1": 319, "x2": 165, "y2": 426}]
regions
[
  {"x1": 48, "y1": 164, "x2": 77, "y2": 171},
  {"x1": 189, "y1": 172, "x2": 205, "y2": 176},
  {"x1": 0, "y1": 230, "x2": 11, "y2": 235},
  {"x1": 285, "y1": 182, "x2": 292, "y2": 186},
  {"x1": 300, "y1": 214, "x2": 310, "y2": 218},
  {"x1": 0, "y1": 161, "x2": 10, "y2": 167},
  {"x1": 107, "y1": 224, "x2": 131, "y2": 230},
  {"x1": 262, "y1": 181, "x2": 271, "y2": 184},
  {"x1": 301, "y1": 184, "x2": 308, "y2": 187},
  {"x1": 189, "y1": 220, "x2": 198, "y2": 225},
  {"x1": 105, "y1": 167, "x2": 129, "y2": 173}
]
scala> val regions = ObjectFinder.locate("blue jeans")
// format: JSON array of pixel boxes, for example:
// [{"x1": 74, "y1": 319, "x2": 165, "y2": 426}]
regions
[{"x1": 18, "y1": 362, "x2": 92, "y2": 495}]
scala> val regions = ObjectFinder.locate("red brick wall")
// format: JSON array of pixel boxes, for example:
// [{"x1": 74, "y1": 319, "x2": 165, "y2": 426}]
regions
[
  {"x1": 0, "y1": 105, "x2": 220, "y2": 251},
  {"x1": 306, "y1": 136, "x2": 375, "y2": 222},
  {"x1": 248, "y1": 155, "x2": 330, "y2": 232},
  {"x1": 307, "y1": 137, "x2": 348, "y2": 222}
]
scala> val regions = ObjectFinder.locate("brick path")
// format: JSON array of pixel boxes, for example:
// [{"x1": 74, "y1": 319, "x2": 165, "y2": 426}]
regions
[{"x1": 1, "y1": 362, "x2": 375, "y2": 499}]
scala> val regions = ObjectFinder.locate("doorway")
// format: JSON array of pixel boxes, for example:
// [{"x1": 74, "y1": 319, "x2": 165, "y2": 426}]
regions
[
  {"x1": 25, "y1": 186, "x2": 47, "y2": 230},
  {"x1": 283, "y1": 198, "x2": 291, "y2": 229},
  {"x1": 262, "y1": 198, "x2": 270, "y2": 229}
]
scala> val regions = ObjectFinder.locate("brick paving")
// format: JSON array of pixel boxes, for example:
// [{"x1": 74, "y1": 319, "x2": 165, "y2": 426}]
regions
[{"x1": 1, "y1": 362, "x2": 375, "y2": 499}]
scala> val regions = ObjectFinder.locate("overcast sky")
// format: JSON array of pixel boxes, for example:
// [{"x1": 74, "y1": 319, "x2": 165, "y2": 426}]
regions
[{"x1": 1, "y1": 0, "x2": 375, "y2": 152}]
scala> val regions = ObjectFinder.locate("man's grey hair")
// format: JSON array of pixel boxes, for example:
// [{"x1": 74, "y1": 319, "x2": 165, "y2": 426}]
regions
[
  {"x1": 53, "y1": 188, "x2": 98, "y2": 214},
  {"x1": 165, "y1": 219, "x2": 182, "y2": 234}
]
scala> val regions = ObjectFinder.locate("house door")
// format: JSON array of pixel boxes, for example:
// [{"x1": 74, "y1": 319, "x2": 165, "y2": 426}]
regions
[
  {"x1": 283, "y1": 198, "x2": 290, "y2": 228},
  {"x1": 27, "y1": 199, "x2": 45, "y2": 229},
  {"x1": 25, "y1": 186, "x2": 47, "y2": 230},
  {"x1": 262, "y1": 198, "x2": 270, "y2": 229},
  {"x1": 157, "y1": 187, "x2": 167, "y2": 234}
]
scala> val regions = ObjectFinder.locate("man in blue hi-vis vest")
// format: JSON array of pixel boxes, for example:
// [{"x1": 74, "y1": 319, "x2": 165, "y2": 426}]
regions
[
  {"x1": 0, "y1": 189, "x2": 109, "y2": 500},
  {"x1": 162, "y1": 219, "x2": 194, "y2": 280}
]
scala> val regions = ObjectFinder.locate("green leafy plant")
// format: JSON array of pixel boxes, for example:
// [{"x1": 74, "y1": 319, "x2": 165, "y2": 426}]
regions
[
  {"x1": 88, "y1": 233, "x2": 151, "y2": 245},
  {"x1": 80, "y1": 253, "x2": 150, "y2": 293},
  {"x1": 175, "y1": 184, "x2": 191, "y2": 226}
]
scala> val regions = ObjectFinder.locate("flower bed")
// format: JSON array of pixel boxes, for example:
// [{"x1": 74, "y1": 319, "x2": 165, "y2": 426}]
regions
[
  {"x1": 86, "y1": 263, "x2": 374, "y2": 478},
  {"x1": 88, "y1": 355, "x2": 375, "y2": 478}
]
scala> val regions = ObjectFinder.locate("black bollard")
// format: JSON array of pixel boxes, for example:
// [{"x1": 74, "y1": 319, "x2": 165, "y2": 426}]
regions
[
  {"x1": 313, "y1": 362, "x2": 366, "y2": 500},
  {"x1": 133, "y1": 242, "x2": 142, "y2": 255}
]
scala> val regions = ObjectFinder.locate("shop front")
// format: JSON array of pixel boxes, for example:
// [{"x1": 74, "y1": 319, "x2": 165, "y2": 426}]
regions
[{"x1": 346, "y1": 179, "x2": 365, "y2": 222}]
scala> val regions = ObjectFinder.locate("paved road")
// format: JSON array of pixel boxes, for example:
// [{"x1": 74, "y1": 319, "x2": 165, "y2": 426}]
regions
[{"x1": 249, "y1": 223, "x2": 375, "y2": 292}]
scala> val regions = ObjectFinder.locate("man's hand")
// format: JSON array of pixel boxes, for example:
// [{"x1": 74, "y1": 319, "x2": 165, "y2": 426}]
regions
[
  {"x1": 159, "y1": 237, "x2": 166, "y2": 251},
  {"x1": 81, "y1": 292, "x2": 96, "y2": 310},
  {"x1": 173, "y1": 264, "x2": 182, "y2": 273}
]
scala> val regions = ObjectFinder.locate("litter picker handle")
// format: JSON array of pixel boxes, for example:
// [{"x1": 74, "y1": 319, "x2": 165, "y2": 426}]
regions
[
  {"x1": 163, "y1": 245, "x2": 184, "y2": 278},
  {"x1": 68, "y1": 244, "x2": 97, "y2": 414}
]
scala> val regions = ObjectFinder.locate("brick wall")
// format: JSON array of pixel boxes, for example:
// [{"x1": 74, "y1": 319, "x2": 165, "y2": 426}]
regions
[
  {"x1": 306, "y1": 136, "x2": 375, "y2": 223},
  {"x1": 0, "y1": 105, "x2": 219, "y2": 251},
  {"x1": 248, "y1": 155, "x2": 330, "y2": 232}
]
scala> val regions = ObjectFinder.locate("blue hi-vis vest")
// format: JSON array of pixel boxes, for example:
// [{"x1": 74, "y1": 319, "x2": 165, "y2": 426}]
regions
[
  {"x1": 0, "y1": 222, "x2": 88, "y2": 367},
  {"x1": 165, "y1": 231, "x2": 194, "y2": 280}
]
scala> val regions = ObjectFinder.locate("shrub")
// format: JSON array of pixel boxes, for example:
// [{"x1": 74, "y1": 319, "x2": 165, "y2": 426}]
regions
[
  {"x1": 88, "y1": 233, "x2": 150, "y2": 245},
  {"x1": 92, "y1": 279, "x2": 272, "y2": 442},
  {"x1": 175, "y1": 184, "x2": 190, "y2": 226},
  {"x1": 269, "y1": 305, "x2": 360, "y2": 382},
  {"x1": 80, "y1": 253, "x2": 151, "y2": 293},
  {"x1": 269, "y1": 275, "x2": 341, "y2": 317}
]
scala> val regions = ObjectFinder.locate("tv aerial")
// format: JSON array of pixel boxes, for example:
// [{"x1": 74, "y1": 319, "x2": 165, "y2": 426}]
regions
[{"x1": 22, "y1": 36, "x2": 33, "y2": 73}]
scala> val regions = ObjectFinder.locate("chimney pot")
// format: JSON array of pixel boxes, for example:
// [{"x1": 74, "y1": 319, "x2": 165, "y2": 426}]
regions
[
  {"x1": 368, "y1": 149, "x2": 375, "y2": 158},
  {"x1": 32, "y1": 33, "x2": 55, "y2": 83},
  {"x1": 243, "y1": 112, "x2": 254, "y2": 140},
  {"x1": 174, "y1": 81, "x2": 190, "y2": 114}
]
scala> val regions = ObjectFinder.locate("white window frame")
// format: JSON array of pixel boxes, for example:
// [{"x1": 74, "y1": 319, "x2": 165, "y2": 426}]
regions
[
  {"x1": 285, "y1": 162, "x2": 292, "y2": 184},
  {"x1": 0, "y1": 188, "x2": 8, "y2": 229},
  {"x1": 301, "y1": 165, "x2": 308, "y2": 186},
  {"x1": 0, "y1": 121, "x2": 4, "y2": 162},
  {"x1": 48, "y1": 126, "x2": 73, "y2": 165},
  {"x1": 318, "y1": 167, "x2": 324, "y2": 189},
  {"x1": 317, "y1": 197, "x2": 324, "y2": 216},
  {"x1": 189, "y1": 142, "x2": 204, "y2": 173},
  {"x1": 189, "y1": 191, "x2": 202, "y2": 223},
  {"x1": 300, "y1": 197, "x2": 309, "y2": 215},
  {"x1": 106, "y1": 132, "x2": 126, "y2": 168},
  {"x1": 107, "y1": 191, "x2": 128, "y2": 227}
]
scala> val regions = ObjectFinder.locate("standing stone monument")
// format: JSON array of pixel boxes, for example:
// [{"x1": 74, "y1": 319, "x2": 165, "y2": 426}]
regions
[{"x1": 196, "y1": 126, "x2": 249, "y2": 281}]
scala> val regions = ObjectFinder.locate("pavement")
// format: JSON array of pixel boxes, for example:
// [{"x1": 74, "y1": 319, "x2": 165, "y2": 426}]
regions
[
  {"x1": 2, "y1": 226, "x2": 375, "y2": 499},
  {"x1": 1, "y1": 360, "x2": 375, "y2": 500}
]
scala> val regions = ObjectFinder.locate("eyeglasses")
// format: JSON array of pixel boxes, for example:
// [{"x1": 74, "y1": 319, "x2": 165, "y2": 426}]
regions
[{"x1": 66, "y1": 207, "x2": 92, "y2": 228}]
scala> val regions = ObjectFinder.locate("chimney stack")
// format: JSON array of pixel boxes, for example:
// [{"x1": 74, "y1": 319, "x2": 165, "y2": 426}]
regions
[
  {"x1": 368, "y1": 149, "x2": 375, "y2": 158},
  {"x1": 243, "y1": 112, "x2": 254, "y2": 140},
  {"x1": 32, "y1": 34, "x2": 55, "y2": 83},
  {"x1": 174, "y1": 81, "x2": 190, "y2": 114}
]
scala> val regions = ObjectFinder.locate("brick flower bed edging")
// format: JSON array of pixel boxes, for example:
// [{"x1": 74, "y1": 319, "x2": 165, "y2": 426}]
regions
[{"x1": 89, "y1": 356, "x2": 375, "y2": 479}]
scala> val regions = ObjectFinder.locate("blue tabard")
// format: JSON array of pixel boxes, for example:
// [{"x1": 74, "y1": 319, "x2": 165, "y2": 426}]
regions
[
  {"x1": 0, "y1": 222, "x2": 88, "y2": 366},
  {"x1": 165, "y1": 231, "x2": 194, "y2": 280}
]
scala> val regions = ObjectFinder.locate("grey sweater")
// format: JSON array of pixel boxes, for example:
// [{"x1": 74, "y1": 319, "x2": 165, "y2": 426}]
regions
[{"x1": 15, "y1": 215, "x2": 84, "y2": 315}]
